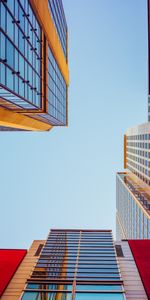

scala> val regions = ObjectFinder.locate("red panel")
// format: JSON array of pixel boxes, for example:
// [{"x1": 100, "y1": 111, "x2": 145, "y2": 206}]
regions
[
  {"x1": 128, "y1": 240, "x2": 150, "y2": 300},
  {"x1": 0, "y1": 249, "x2": 27, "y2": 296}
]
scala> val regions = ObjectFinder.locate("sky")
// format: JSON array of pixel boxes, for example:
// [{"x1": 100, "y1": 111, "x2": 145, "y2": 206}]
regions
[{"x1": 0, "y1": 0, "x2": 148, "y2": 249}]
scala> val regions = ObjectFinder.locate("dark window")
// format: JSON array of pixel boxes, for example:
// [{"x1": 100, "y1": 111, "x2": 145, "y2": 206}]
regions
[
  {"x1": 115, "y1": 245, "x2": 124, "y2": 257},
  {"x1": 35, "y1": 244, "x2": 44, "y2": 257}
]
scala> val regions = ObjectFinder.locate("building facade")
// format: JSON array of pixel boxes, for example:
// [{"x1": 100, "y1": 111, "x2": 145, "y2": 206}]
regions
[
  {"x1": 1, "y1": 240, "x2": 45, "y2": 300},
  {"x1": 116, "y1": 172, "x2": 150, "y2": 240},
  {"x1": 1, "y1": 229, "x2": 150, "y2": 300},
  {"x1": 0, "y1": 249, "x2": 27, "y2": 297},
  {"x1": 1, "y1": 229, "x2": 126, "y2": 300},
  {"x1": 115, "y1": 240, "x2": 150, "y2": 300},
  {"x1": 21, "y1": 229, "x2": 125, "y2": 300},
  {"x1": 124, "y1": 124, "x2": 150, "y2": 185},
  {"x1": 0, "y1": 0, "x2": 69, "y2": 131},
  {"x1": 116, "y1": 124, "x2": 150, "y2": 240}
]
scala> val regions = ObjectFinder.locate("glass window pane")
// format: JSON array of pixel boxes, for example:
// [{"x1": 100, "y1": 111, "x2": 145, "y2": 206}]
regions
[
  {"x1": 22, "y1": 292, "x2": 40, "y2": 300},
  {"x1": 0, "y1": 63, "x2": 6, "y2": 85},
  {"x1": 6, "y1": 40, "x2": 14, "y2": 69},
  {"x1": 77, "y1": 268, "x2": 119, "y2": 272},
  {"x1": 26, "y1": 283, "x2": 72, "y2": 291},
  {"x1": 7, "y1": 0, "x2": 14, "y2": 14},
  {"x1": 6, "y1": 67, "x2": 13, "y2": 90},
  {"x1": 22, "y1": 292, "x2": 72, "y2": 300},
  {"x1": 76, "y1": 274, "x2": 120, "y2": 278},
  {"x1": 1, "y1": 3, "x2": 6, "y2": 31},
  {"x1": 76, "y1": 285, "x2": 122, "y2": 291},
  {"x1": 75, "y1": 293, "x2": 124, "y2": 300},
  {"x1": 0, "y1": 32, "x2": 6, "y2": 60},
  {"x1": 7, "y1": 12, "x2": 14, "y2": 41}
]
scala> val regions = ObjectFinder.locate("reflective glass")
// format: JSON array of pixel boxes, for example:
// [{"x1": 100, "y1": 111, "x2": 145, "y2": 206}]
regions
[
  {"x1": 7, "y1": 12, "x2": 14, "y2": 41},
  {"x1": 76, "y1": 274, "x2": 120, "y2": 278},
  {"x1": 6, "y1": 68, "x2": 13, "y2": 90},
  {"x1": 75, "y1": 294, "x2": 124, "y2": 300},
  {"x1": 0, "y1": 32, "x2": 6, "y2": 60},
  {"x1": 26, "y1": 283, "x2": 72, "y2": 291},
  {"x1": 27, "y1": 231, "x2": 122, "y2": 298},
  {"x1": 0, "y1": 0, "x2": 42, "y2": 110},
  {"x1": 78, "y1": 264, "x2": 118, "y2": 268},
  {"x1": 22, "y1": 292, "x2": 72, "y2": 300},
  {"x1": 78, "y1": 259, "x2": 117, "y2": 263},
  {"x1": 76, "y1": 285, "x2": 122, "y2": 291},
  {"x1": 77, "y1": 268, "x2": 118, "y2": 272},
  {"x1": 79, "y1": 249, "x2": 114, "y2": 252},
  {"x1": 48, "y1": 47, "x2": 67, "y2": 125},
  {"x1": 1, "y1": 4, "x2": 6, "y2": 31},
  {"x1": 48, "y1": 0, "x2": 67, "y2": 58},
  {"x1": 7, "y1": 0, "x2": 14, "y2": 14},
  {"x1": 6, "y1": 40, "x2": 14, "y2": 69},
  {"x1": 79, "y1": 254, "x2": 116, "y2": 257},
  {"x1": 0, "y1": 63, "x2": 6, "y2": 85}
]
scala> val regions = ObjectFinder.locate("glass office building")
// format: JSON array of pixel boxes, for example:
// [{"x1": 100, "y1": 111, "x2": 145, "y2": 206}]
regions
[
  {"x1": 116, "y1": 173, "x2": 150, "y2": 240},
  {"x1": 1, "y1": 229, "x2": 150, "y2": 299},
  {"x1": 124, "y1": 124, "x2": 150, "y2": 186},
  {"x1": 116, "y1": 123, "x2": 150, "y2": 240},
  {"x1": 21, "y1": 229, "x2": 125, "y2": 300},
  {"x1": 0, "y1": 0, "x2": 69, "y2": 131}
]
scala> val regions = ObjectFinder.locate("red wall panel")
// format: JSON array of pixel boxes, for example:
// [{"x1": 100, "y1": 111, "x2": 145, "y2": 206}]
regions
[
  {"x1": 0, "y1": 249, "x2": 27, "y2": 296},
  {"x1": 128, "y1": 240, "x2": 150, "y2": 300}
]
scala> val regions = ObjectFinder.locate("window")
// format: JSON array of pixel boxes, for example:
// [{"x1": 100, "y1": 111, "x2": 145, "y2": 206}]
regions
[
  {"x1": 0, "y1": 0, "x2": 42, "y2": 110},
  {"x1": 75, "y1": 293, "x2": 124, "y2": 300},
  {"x1": 76, "y1": 285, "x2": 122, "y2": 291},
  {"x1": 6, "y1": 40, "x2": 14, "y2": 69},
  {"x1": 6, "y1": 12, "x2": 14, "y2": 41},
  {"x1": 6, "y1": 68, "x2": 13, "y2": 90},
  {"x1": 0, "y1": 63, "x2": 6, "y2": 85},
  {"x1": 1, "y1": 3, "x2": 6, "y2": 31},
  {"x1": 26, "y1": 283, "x2": 72, "y2": 291},
  {"x1": 48, "y1": 47, "x2": 67, "y2": 125},
  {"x1": 22, "y1": 292, "x2": 72, "y2": 300},
  {"x1": 22, "y1": 231, "x2": 124, "y2": 300},
  {"x1": 48, "y1": 0, "x2": 67, "y2": 58},
  {"x1": 115, "y1": 245, "x2": 124, "y2": 257}
]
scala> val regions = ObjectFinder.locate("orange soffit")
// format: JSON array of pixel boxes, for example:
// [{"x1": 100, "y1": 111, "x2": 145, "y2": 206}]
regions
[
  {"x1": 0, "y1": 106, "x2": 52, "y2": 131},
  {"x1": 30, "y1": 0, "x2": 69, "y2": 86}
]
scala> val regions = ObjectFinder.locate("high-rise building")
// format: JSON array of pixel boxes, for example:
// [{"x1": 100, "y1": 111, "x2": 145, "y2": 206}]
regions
[
  {"x1": 0, "y1": 0, "x2": 69, "y2": 131},
  {"x1": 1, "y1": 229, "x2": 150, "y2": 300},
  {"x1": 116, "y1": 0, "x2": 150, "y2": 240},
  {"x1": 116, "y1": 171, "x2": 150, "y2": 240},
  {"x1": 1, "y1": 229, "x2": 125, "y2": 300},
  {"x1": 116, "y1": 126, "x2": 150, "y2": 240},
  {"x1": 116, "y1": 125, "x2": 150, "y2": 239},
  {"x1": 21, "y1": 229, "x2": 125, "y2": 300}
]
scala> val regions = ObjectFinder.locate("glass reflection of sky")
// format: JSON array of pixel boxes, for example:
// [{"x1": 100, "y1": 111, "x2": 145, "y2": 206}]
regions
[{"x1": 75, "y1": 293, "x2": 124, "y2": 300}]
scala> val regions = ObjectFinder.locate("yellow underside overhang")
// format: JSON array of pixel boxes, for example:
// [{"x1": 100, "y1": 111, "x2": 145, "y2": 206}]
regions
[{"x1": 0, "y1": 106, "x2": 52, "y2": 131}]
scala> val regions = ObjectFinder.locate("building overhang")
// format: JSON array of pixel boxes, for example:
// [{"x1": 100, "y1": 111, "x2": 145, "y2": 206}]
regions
[{"x1": 0, "y1": 106, "x2": 52, "y2": 131}]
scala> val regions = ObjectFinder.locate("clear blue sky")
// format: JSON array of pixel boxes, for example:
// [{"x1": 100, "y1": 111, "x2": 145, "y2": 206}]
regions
[{"x1": 0, "y1": 0, "x2": 148, "y2": 248}]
